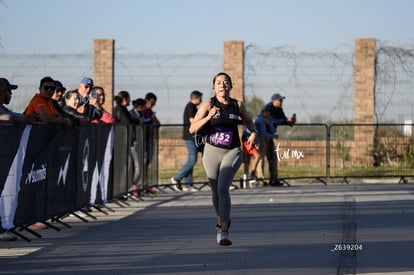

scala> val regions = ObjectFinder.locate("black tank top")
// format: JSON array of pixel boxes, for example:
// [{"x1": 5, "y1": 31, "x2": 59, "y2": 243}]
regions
[{"x1": 207, "y1": 96, "x2": 241, "y2": 149}]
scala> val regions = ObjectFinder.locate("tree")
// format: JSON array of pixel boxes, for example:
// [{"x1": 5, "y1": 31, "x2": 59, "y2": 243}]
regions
[{"x1": 244, "y1": 96, "x2": 264, "y2": 118}]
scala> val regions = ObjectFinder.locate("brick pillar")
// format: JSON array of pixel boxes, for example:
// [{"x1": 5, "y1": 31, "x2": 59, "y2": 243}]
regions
[
  {"x1": 354, "y1": 38, "x2": 376, "y2": 124},
  {"x1": 94, "y1": 39, "x2": 115, "y2": 114},
  {"x1": 353, "y1": 38, "x2": 376, "y2": 165},
  {"x1": 223, "y1": 41, "x2": 244, "y2": 102}
]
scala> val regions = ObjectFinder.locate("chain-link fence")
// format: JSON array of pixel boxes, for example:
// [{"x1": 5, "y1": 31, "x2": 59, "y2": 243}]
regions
[{"x1": 1, "y1": 41, "x2": 413, "y2": 124}]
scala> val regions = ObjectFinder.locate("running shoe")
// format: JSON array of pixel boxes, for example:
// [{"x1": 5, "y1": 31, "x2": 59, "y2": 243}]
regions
[
  {"x1": 30, "y1": 222, "x2": 48, "y2": 230},
  {"x1": 216, "y1": 224, "x2": 232, "y2": 246},
  {"x1": 170, "y1": 177, "x2": 182, "y2": 192},
  {"x1": 0, "y1": 231, "x2": 17, "y2": 241},
  {"x1": 218, "y1": 230, "x2": 232, "y2": 246}
]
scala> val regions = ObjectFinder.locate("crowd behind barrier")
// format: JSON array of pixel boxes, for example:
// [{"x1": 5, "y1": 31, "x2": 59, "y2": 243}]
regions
[
  {"x1": 1, "y1": 122, "x2": 413, "y2": 238},
  {"x1": 0, "y1": 122, "x2": 159, "y2": 239}
]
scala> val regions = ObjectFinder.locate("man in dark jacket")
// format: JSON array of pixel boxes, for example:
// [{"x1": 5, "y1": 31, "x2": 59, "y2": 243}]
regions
[{"x1": 264, "y1": 93, "x2": 296, "y2": 186}]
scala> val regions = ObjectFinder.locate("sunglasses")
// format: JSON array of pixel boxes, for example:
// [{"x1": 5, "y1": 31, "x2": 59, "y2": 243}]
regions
[{"x1": 43, "y1": 86, "x2": 56, "y2": 91}]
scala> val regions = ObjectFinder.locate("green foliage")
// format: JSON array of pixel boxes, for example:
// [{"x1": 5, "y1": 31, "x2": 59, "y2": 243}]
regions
[
  {"x1": 332, "y1": 125, "x2": 351, "y2": 168},
  {"x1": 403, "y1": 144, "x2": 414, "y2": 168},
  {"x1": 371, "y1": 125, "x2": 408, "y2": 167},
  {"x1": 244, "y1": 96, "x2": 265, "y2": 118}
]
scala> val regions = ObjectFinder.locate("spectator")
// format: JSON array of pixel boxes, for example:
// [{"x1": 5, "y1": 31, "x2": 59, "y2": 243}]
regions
[
  {"x1": 130, "y1": 98, "x2": 146, "y2": 124},
  {"x1": 76, "y1": 77, "x2": 103, "y2": 121},
  {"x1": 264, "y1": 93, "x2": 296, "y2": 186},
  {"x1": 0, "y1": 78, "x2": 37, "y2": 123},
  {"x1": 24, "y1": 76, "x2": 72, "y2": 127},
  {"x1": 62, "y1": 89, "x2": 89, "y2": 120},
  {"x1": 90, "y1": 86, "x2": 115, "y2": 124},
  {"x1": 142, "y1": 92, "x2": 160, "y2": 194},
  {"x1": 51, "y1": 80, "x2": 66, "y2": 106},
  {"x1": 143, "y1": 92, "x2": 160, "y2": 126},
  {"x1": 241, "y1": 128, "x2": 261, "y2": 187},
  {"x1": 113, "y1": 91, "x2": 143, "y2": 197},
  {"x1": 51, "y1": 81, "x2": 88, "y2": 127},
  {"x1": 25, "y1": 77, "x2": 72, "y2": 229},
  {"x1": 0, "y1": 77, "x2": 37, "y2": 240},
  {"x1": 254, "y1": 104, "x2": 277, "y2": 186},
  {"x1": 114, "y1": 91, "x2": 137, "y2": 124},
  {"x1": 129, "y1": 97, "x2": 147, "y2": 192},
  {"x1": 171, "y1": 90, "x2": 203, "y2": 192}
]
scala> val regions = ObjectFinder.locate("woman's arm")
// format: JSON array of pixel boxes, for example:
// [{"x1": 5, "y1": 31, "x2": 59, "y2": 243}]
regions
[
  {"x1": 238, "y1": 101, "x2": 257, "y2": 149},
  {"x1": 189, "y1": 99, "x2": 218, "y2": 134}
]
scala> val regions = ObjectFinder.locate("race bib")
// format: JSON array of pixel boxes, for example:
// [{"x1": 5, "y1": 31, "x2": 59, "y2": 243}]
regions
[{"x1": 209, "y1": 126, "x2": 233, "y2": 147}]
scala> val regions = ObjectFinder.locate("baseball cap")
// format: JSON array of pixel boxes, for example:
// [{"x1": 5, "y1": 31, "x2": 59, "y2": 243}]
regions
[
  {"x1": 0, "y1": 78, "x2": 18, "y2": 91},
  {"x1": 271, "y1": 93, "x2": 285, "y2": 101},
  {"x1": 80, "y1": 77, "x2": 94, "y2": 86},
  {"x1": 55, "y1": 80, "x2": 66, "y2": 92}
]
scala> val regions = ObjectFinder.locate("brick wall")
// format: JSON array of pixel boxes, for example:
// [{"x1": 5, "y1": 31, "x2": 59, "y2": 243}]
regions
[{"x1": 92, "y1": 39, "x2": 378, "y2": 172}]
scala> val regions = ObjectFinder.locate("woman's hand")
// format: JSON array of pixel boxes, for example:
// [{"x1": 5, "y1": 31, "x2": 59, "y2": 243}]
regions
[{"x1": 208, "y1": 106, "x2": 219, "y2": 119}]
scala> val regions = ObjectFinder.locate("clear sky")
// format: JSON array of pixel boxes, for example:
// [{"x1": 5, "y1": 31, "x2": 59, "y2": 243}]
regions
[{"x1": 1, "y1": 0, "x2": 414, "y2": 54}]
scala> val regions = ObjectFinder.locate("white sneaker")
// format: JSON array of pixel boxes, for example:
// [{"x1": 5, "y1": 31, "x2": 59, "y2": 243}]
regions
[
  {"x1": 216, "y1": 225, "x2": 232, "y2": 246},
  {"x1": 185, "y1": 186, "x2": 197, "y2": 192},
  {"x1": 0, "y1": 231, "x2": 17, "y2": 241},
  {"x1": 170, "y1": 177, "x2": 182, "y2": 192},
  {"x1": 216, "y1": 225, "x2": 222, "y2": 244}
]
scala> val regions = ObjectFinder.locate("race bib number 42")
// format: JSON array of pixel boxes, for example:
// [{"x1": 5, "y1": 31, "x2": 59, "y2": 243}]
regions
[{"x1": 210, "y1": 127, "x2": 233, "y2": 147}]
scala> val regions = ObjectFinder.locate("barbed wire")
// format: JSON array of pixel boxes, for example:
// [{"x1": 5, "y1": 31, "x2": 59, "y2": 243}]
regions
[
  {"x1": 375, "y1": 40, "x2": 414, "y2": 123},
  {"x1": 244, "y1": 43, "x2": 355, "y2": 122},
  {"x1": 0, "y1": 42, "x2": 413, "y2": 124}
]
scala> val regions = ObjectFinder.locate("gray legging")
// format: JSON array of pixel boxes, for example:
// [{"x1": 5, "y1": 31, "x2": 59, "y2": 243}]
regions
[{"x1": 202, "y1": 143, "x2": 242, "y2": 228}]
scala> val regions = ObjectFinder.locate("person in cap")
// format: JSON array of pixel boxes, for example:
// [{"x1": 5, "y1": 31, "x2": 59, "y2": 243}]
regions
[
  {"x1": 24, "y1": 76, "x2": 72, "y2": 127},
  {"x1": 51, "y1": 80, "x2": 66, "y2": 104},
  {"x1": 267, "y1": 93, "x2": 296, "y2": 128},
  {"x1": 263, "y1": 93, "x2": 296, "y2": 186},
  {"x1": 51, "y1": 80, "x2": 89, "y2": 127},
  {"x1": 76, "y1": 77, "x2": 103, "y2": 121},
  {"x1": 0, "y1": 78, "x2": 37, "y2": 123}
]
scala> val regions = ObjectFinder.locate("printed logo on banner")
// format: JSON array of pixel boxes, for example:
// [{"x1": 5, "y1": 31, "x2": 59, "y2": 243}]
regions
[
  {"x1": 25, "y1": 163, "x2": 47, "y2": 184},
  {"x1": 82, "y1": 139, "x2": 89, "y2": 192},
  {"x1": 57, "y1": 153, "x2": 71, "y2": 186}
]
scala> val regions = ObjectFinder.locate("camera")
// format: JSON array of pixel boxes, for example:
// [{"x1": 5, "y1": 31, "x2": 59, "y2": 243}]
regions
[{"x1": 89, "y1": 91, "x2": 98, "y2": 99}]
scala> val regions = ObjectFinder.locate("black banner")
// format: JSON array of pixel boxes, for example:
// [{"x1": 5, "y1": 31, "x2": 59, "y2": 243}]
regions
[
  {"x1": 0, "y1": 123, "x2": 116, "y2": 229},
  {"x1": 0, "y1": 124, "x2": 32, "y2": 230}
]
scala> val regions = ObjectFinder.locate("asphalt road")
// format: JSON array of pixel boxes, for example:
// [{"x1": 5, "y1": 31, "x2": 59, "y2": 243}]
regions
[{"x1": 1, "y1": 182, "x2": 414, "y2": 275}]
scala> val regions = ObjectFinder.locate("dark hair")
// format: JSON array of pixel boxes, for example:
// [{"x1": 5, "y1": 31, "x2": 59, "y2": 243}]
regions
[
  {"x1": 212, "y1": 72, "x2": 232, "y2": 89},
  {"x1": 62, "y1": 90, "x2": 79, "y2": 107},
  {"x1": 39, "y1": 76, "x2": 55, "y2": 88},
  {"x1": 190, "y1": 90, "x2": 203, "y2": 99},
  {"x1": 132, "y1": 98, "x2": 146, "y2": 108},
  {"x1": 92, "y1": 86, "x2": 105, "y2": 95},
  {"x1": 145, "y1": 92, "x2": 157, "y2": 101},
  {"x1": 114, "y1": 90, "x2": 130, "y2": 105},
  {"x1": 64, "y1": 89, "x2": 79, "y2": 98}
]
